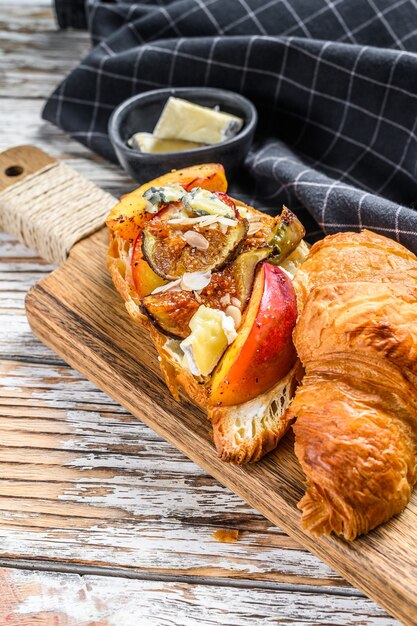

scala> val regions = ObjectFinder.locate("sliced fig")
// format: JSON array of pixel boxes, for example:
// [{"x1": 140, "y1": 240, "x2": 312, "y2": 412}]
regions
[
  {"x1": 239, "y1": 213, "x2": 277, "y2": 252},
  {"x1": 232, "y1": 247, "x2": 272, "y2": 309},
  {"x1": 131, "y1": 231, "x2": 168, "y2": 298},
  {"x1": 141, "y1": 290, "x2": 200, "y2": 339},
  {"x1": 142, "y1": 216, "x2": 248, "y2": 280},
  {"x1": 267, "y1": 206, "x2": 305, "y2": 265}
]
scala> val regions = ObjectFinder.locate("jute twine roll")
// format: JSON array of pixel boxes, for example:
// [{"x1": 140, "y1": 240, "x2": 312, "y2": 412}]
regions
[{"x1": 0, "y1": 161, "x2": 116, "y2": 264}]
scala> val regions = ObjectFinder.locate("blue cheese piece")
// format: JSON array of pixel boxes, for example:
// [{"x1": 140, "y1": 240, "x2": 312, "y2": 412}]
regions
[
  {"x1": 142, "y1": 185, "x2": 237, "y2": 220},
  {"x1": 143, "y1": 184, "x2": 186, "y2": 211},
  {"x1": 186, "y1": 188, "x2": 236, "y2": 219},
  {"x1": 128, "y1": 132, "x2": 203, "y2": 153},
  {"x1": 153, "y1": 97, "x2": 244, "y2": 145}
]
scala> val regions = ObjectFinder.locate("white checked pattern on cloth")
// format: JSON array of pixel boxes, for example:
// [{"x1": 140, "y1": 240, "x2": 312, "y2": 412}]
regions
[{"x1": 45, "y1": 0, "x2": 417, "y2": 252}]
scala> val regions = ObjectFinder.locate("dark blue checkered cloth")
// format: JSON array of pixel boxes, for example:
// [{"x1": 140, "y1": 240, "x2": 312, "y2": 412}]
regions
[{"x1": 46, "y1": 0, "x2": 417, "y2": 250}]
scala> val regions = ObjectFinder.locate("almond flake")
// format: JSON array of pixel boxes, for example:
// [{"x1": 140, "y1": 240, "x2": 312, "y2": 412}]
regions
[
  {"x1": 181, "y1": 270, "x2": 211, "y2": 291},
  {"x1": 151, "y1": 278, "x2": 182, "y2": 294},
  {"x1": 183, "y1": 230, "x2": 210, "y2": 250},
  {"x1": 167, "y1": 215, "x2": 217, "y2": 226},
  {"x1": 225, "y1": 305, "x2": 242, "y2": 330},
  {"x1": 247, "y1": 221, "x2": 264, "y2": 235}
]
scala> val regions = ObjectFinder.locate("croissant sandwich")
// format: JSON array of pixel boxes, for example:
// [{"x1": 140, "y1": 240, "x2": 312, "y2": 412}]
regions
[
  {"x1": 106, "y1": 163, "x2": 308, "y2": 464},
  {"x1": 107, "y1": 164, "x2": 417, "y2": 540}
]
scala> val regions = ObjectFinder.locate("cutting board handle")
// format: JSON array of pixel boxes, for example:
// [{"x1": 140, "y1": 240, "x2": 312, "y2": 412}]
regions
[{"x1": 0, "y1": 145, "x2": 115, "y2": 264}]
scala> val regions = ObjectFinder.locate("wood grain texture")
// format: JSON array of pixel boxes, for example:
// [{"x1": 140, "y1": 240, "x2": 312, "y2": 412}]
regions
[
  {"x1": 0, "y1": 2, "x2": 404, "y2": 624},
  {"x1": 25, "y1": 225, "x2": 417, "y2": 625},
  {"x1": 0, "y1": 1, "x2": 90, "y2": 100},
  {"x1": 0, "y1": 145, "x2": 55, "y2": 191},
  {"x1": 0, "y1": 567, "x2": 398, "y2": 626},
  {"x1": 0, "y1": 357, "x2": 342, "y2": 586}
]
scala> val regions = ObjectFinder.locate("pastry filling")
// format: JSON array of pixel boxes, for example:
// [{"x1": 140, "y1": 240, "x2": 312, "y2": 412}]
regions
[{"x1": 131, "y1": 184, "x2": 305, "y2": 376}]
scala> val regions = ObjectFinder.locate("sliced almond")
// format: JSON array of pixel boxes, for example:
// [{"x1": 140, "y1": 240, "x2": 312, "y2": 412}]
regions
[
  {"x1": 167, "y1": 214, "x2": 236, "y2": 228},
  {"x1": 247, "y1": 221, "x2": 264, "y2": 235},
  {"x1": 225, "y1": 305, "x2": 242, "y2": 329},
  {"x1": 181, "y1": 270, "x2": 212, "y2": 291},
  {"x1": 183, "y1": 230, "x2": 210, "y2": 250},
  {"x1": 151, "y1": 278, "x2": 182, "y2": 294}
]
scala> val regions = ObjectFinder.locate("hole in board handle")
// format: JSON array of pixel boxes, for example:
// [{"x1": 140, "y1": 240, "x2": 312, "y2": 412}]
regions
[{"x1": 5, "y1": 165, "x2": 24, "y2": 177}]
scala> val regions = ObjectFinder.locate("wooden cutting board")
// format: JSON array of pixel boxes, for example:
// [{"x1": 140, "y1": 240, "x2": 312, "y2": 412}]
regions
[{"x1": 2, "y1": 146, "x2": 416, "y2": 625}]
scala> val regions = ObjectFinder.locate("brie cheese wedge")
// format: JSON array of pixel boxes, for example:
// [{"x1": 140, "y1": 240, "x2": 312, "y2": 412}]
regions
[
  {"x1": 129, "y1": 132, "x2": 202, "y2": 153},
  {"x1": 180, "y1": 305, "x2": 237, "y2": 377},
  {"x1": 154, "y1": 97, "x2": 244, "y2": 145}
]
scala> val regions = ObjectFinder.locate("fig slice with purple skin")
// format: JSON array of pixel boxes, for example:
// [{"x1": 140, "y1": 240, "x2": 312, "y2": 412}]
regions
[
  {"x1": 141, "y1": 290, "x2": 200, "y2": 339},
  {"x1": 232, "y1": 247, "x2": 272, "y2": 309},
  {"x1": 267, "y1": 206, "x2": 305, "y2": 265},
  {"x1": 142, "y1": 212, "x2": 248, "y2": 280},
  {"x1": 228, "y1": 208, "x2": 304, "y2": 311}
]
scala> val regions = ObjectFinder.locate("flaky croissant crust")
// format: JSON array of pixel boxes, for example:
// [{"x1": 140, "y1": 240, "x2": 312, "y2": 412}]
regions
[
  {"x1": 107, "y1": 228, "x2": 303, "y2": 464},
  {"x1": 288, "y1": 230, "x2": 417, "y2": 540}
]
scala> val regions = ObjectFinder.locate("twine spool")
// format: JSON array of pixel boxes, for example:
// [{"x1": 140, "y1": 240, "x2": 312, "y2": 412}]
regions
[{"x1": 0, "y1": 161, "x2": 116, "y2": 264}]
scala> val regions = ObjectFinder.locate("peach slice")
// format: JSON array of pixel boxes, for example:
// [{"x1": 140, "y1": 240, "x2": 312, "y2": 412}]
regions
[
  {"x1": 106, "y1": 163, "x2": 228, "y2": 241},
  {"x1": 209, "y1": 263, "x2": 297, "y2": 406},
  {"x1": 131, "y1": 231, "x2": 167, "y2": 299}
]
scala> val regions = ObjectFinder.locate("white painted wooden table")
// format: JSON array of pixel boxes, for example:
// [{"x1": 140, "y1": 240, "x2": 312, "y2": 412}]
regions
[{"x1": 0, "y1": 2, "x2": 401, "y2": 624}]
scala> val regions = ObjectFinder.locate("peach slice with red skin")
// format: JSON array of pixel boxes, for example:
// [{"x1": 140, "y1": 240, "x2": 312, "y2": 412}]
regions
[
  {"x1": 106, "y1": 163, "x2": 228, "y2": 242},
  {"x1": 209, "y1": 262, "x2": 297, "y2": 406}
]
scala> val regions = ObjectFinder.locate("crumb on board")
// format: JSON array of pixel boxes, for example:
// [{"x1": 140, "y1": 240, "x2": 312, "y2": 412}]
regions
[{"x1": 212, "y1": 529, "x2": 239, "y2": 543}]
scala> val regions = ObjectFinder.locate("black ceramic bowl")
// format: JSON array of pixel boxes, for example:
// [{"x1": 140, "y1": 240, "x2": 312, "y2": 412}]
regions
[{"x1": 108, "y1": 87, "x2": 257, "y2": 183}]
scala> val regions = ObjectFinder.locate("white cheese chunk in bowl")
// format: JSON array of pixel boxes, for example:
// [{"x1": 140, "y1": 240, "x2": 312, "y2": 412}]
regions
[
  {"x1": 129, "y1": 132, "x2": 203, "y2": 153},
  {"x1": 154, "y1": 97, "x2": 243, "y2": 145}
]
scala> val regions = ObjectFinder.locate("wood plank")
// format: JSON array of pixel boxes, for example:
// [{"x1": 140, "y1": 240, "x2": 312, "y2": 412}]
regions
[
  {"x1": 0, "y1": 2, "x2": 132, "y2": 200},
  {"x1": 0, "y1": 359, "x2": 349, "y2": 588},
  {"x1": 0, "y1": 4, "x2": 131, "y2": 200},
  {"x1": 0, "y1": 233, "x2": 62, "y2": 363},
  {"x1": 0, "y1": 567, "x2": 399, "y2": 626},
  {"x1": 24, "y1": 221, "x2": 417, "y2": 624},
  {"x1": 0, "y1": 2, "x2": 90, "y2": 99},
  {"x1": 0, "y1": 98, "x2": 132, "y2": 197}
]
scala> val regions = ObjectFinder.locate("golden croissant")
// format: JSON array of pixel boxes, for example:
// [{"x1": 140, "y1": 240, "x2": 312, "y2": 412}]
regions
[{"x1": 287, "y1": 230, "x2": 417, "y2": 540}]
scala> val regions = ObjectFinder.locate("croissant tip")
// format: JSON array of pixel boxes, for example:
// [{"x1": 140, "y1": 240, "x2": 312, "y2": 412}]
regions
[{"x1": 297, "y1": 489, "x2": 359, "y2": 541}]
